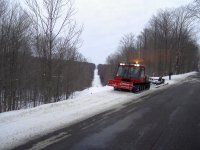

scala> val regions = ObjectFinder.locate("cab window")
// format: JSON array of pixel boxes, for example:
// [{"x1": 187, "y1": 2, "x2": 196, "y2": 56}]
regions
[{"x1": 140, "y1": 67, "x2": 145, "y2": 78}]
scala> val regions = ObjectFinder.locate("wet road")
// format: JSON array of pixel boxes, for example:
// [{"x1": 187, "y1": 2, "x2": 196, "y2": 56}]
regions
[{"x1": 15, "y1": 73, "x2": 200, "y2": 150}]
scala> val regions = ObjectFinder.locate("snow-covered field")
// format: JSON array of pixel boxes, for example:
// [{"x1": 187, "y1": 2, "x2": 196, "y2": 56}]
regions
[{"x1": 0, "y1": 70, "x2": 197, "y2": 150}]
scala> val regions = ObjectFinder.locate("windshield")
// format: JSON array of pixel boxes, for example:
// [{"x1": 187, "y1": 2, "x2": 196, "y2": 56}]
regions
[{"x1": 116, "y1": 66, "x2": 140, "y2": 78}]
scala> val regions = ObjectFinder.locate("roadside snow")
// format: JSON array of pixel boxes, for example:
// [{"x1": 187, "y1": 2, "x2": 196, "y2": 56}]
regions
[
  {"x1": 69, "y1": 69, "x2": 104, "y2": 99},
  {"x1": 92, "y1": 69, "x2": 103, "y2": 87},
  {"x1": 0, "y1": 71, "x2": 197, "y2": 150}
]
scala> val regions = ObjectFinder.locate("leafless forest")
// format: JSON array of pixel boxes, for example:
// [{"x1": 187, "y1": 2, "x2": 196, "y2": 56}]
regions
[
  {"x1": 99, "y1": 1, "x2": 200, "y2": 85},
  {"x1": 0, "y1": 0, "x2": 200, "y2": 112},
  {"x1": 0, "y1": 0, "x2": 95, "y2": 112}
]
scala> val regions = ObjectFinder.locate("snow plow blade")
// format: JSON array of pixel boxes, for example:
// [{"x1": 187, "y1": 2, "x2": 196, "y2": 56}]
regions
[{"x1": 108, "y1": 79, "x2": 133, "y2": 91}]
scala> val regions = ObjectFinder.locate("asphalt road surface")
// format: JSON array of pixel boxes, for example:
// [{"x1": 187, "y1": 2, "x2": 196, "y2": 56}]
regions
[{"x1": 15, "y1": 73, "x2": 200, "y2": 150}]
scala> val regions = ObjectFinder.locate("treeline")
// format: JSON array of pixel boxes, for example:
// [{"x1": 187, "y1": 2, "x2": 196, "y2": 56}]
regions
[
  {"x1": 99, "y1": 3, "x2": 200, "y2": 85},
  {"x1": 97, "y1": 64, "x2": 113, "y2": 86},
  {"x1": 0, "y1": 0, "x2": 95, "y2": 112}
]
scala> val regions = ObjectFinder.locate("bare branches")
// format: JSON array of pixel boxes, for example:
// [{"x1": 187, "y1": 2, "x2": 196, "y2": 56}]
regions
[
  {"x1": 188, "y1": 0, "x2": 200, "y2": 19},
  {"x1": 24, "y1": 0, "x2": 84, "y2": 104},
  {"x1": 26, "y1": 0, "x2": 76, "y2": 40},
  {"x1": 106, "y1": 6, "x2": 199, "y2": 77},
  {"x1": 0, "y1": 0, "x2": 94, "y2": 112}
]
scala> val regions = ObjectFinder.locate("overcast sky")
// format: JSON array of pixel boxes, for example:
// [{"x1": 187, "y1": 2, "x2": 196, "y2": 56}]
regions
[
  {"x1": 19, "y1": 0, "x2": 193, "y2": 65},
  {"x1": 73, "y1": 0, "x2": 193, "y2": 65}
]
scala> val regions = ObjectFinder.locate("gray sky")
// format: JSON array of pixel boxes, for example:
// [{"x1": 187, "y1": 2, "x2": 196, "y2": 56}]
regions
[
  {"x1": 74, "y1": 0, "x2": 192, "y2": 65},
  {"x1": 18, "y1": 0, "x2": 193, "y2": 65}
]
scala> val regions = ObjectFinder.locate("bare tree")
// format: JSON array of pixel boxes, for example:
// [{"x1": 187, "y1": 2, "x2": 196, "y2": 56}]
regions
[
  {"x1": 0, "y1": 2, "x2": 32, "y2": 112},
  {"x1": 119, "y1": 33, "x2": 136, "y2": 62},
  {"x1": 26, "y1": 0, "x2": 82, "y2": 103},
  {"x1": 188, "y1": 0, "x2": 200, "y2": 19},
  {"x1": 172, "y1": 7, "x2": 195, "y2": 74},
  {"x1": 104, "y1": 6, "x2": 199, "y2": 82},
  {"x1": 0, "y1": 0, "x2": 96, "y2": 113}
]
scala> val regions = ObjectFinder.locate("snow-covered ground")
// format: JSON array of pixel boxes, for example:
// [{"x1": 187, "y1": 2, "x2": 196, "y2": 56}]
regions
[{"x1": 0, "y1": 70, "x2": 197, "y2": 150}]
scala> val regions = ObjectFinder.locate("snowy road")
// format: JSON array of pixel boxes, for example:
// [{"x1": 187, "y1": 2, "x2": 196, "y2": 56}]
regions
[
  {"x1": 0, "y1": 71, "x2": 198, "y2": 150},
  {"x1": 14, "y1": 72, "x2": 200, "y2": 150}
]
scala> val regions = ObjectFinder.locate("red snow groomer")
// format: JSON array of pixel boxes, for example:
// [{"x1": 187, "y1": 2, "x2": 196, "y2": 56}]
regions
[{"x1": 107, "y1": 59, "x2": 150, "y2": 92}]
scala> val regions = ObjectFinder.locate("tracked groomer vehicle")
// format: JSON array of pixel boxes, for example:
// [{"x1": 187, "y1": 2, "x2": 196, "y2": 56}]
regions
[{"x1": 107, "y1": 59, "x2": 150, "y2": 92}]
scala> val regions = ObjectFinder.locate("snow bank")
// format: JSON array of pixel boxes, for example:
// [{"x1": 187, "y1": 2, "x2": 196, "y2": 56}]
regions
[
  {"x1": 150, "y1": 72, "x2": 197, "y2": 85},
  {"x1": 0, "y1": 71, "x2": 197, "y2": 150}
]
